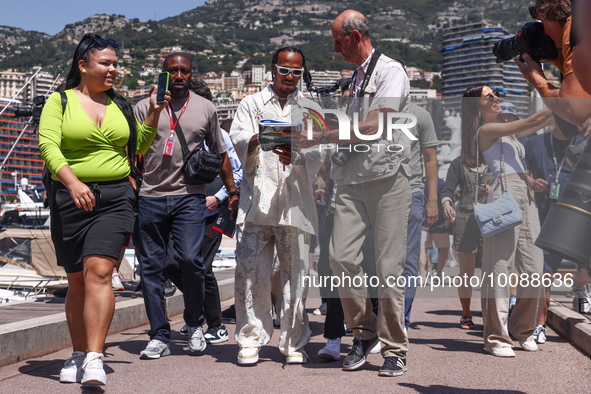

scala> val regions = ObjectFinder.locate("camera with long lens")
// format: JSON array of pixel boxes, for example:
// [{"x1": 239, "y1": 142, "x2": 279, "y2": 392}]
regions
[
  {"x1": 13, "y1": 95, "x2": 47, "y2": 124},
  {"x1": 493, "y1": 22, "x2": 559, "y2": 63}
]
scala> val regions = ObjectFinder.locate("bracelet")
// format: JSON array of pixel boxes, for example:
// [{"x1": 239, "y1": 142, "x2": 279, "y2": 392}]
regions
[{"x1": 228, "y1": 190, "x2": 240, "y2": 197}]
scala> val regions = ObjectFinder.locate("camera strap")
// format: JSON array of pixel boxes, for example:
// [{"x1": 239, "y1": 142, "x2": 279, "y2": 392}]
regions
[{"x1": 355, "y1": 50, "x2": 381, "y2": 98}]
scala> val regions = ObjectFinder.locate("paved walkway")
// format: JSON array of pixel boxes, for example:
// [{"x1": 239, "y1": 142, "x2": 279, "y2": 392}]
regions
[{"x1": 0, "y1": 291, "x2": 589, "y2": 393}]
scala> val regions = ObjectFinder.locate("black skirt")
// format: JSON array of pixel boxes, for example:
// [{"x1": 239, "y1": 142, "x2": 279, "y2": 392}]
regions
[{"x1": 50, "y1": 178, "x2": 136, "y2": 273}]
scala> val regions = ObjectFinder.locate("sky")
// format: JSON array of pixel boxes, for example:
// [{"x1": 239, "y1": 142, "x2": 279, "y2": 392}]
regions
[{"x1": 0, "y1": 1, "x2": 208, "y2": 35}]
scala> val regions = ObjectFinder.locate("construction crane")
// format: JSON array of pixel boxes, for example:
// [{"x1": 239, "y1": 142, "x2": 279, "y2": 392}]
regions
[{"x1": 116, "y1": 71, "x2": 130, "y2": 88}]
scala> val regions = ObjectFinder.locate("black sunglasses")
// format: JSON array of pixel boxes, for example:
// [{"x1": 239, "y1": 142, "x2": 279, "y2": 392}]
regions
[
  {"x1": 529, "y1": 6, "x2": 538, "y2": 20},
  {"x1": 94, "y1": 37, "x2": 118, "y2": 49},
  {"x1": 81, "y1": 37, "x2": 119, "y2": 58},
  {"x1": 485, "y1": 94, "x2": 499, "y2": 104}
]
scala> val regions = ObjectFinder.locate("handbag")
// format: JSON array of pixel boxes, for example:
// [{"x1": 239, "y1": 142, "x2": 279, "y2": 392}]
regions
[
  {"x1": 170, "y1": 108, "x2": 222, "y2": 184},
  {"x1": 473, "y1": 130, "x2": 523, "y2": 237}
]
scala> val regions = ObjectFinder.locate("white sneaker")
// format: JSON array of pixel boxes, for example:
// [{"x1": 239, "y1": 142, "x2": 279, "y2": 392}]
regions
[
  {"x1": 318, "y1": 338, "x2": 341, "y2": 361},
  {"x1": 59, "y1": 351, "x2": 85, "y2": 383},
  {"x1": 81, "y1": 352, "x2": 106, "y2": 386},
  {"x1": 489, "y1": 346, "x2": 515, "y2": 358},
  {"x1": 111, "y1": 273, "x2": 124, "y2": 291},
  {"x1": 188, "y1": 326, "x2": 207, "y2": 353},
  {"x1": 534, "y1": 324, "x2": 547, "y2": 344},
  {"x1": 286, "y1": 348, "x2": 308, "y2": 364},
  {"x1": 369, "y1": 340, "x2": 382, "y2": 354},
  {"x1": 573, "y1": 287, "x2": 591, "y2": 314},
  {"x1": 519, "y1": 338, "x2": 538, "y2": 352},
  {"x1": 313, "y1": 303, "x2": 327, "y2": 316},
  {"x1": 238, "y1": 347, "x2": 259, "y2": 365},
  {"x1": 140, "y1": 339, "x2": 170, "y2": 359}
]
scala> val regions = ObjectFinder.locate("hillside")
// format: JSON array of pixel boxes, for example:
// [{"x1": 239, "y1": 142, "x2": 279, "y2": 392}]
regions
[{"x1": 0, "y1": 0, "x2": 533, "y2": 87}]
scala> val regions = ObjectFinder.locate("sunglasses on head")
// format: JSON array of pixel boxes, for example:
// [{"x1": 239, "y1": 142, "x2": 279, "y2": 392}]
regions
[
  {"x1": 94, "y1": 37, "x2": 118, "y2": 49},
  {"x1": 81, "y1": 36, "x2": 118, "y2": 58},
  {"x1": 274, "y1": 64, "x2": 304, "y2": 77},
  {"x1": 529, "y1": 6, "x2": 538, "y2": 20}
]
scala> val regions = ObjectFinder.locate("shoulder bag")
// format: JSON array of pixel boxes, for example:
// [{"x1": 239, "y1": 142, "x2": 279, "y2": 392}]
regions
[
  {"x1": 473, "y1": 130, "x2": 523, "y2": 237},
  {"x1": 170, "y1": 108, "x2": 222, "y2": 185}
]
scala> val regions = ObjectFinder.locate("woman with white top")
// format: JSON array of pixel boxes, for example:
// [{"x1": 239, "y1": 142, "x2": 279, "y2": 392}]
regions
[{"x1": 460, "y1": 83, "x2": 553, "y2": 357}]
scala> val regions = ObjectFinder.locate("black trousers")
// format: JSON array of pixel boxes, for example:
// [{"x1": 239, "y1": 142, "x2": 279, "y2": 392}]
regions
[{"x1": 164, "y1": 214, "x2": 223, "y2": 328}]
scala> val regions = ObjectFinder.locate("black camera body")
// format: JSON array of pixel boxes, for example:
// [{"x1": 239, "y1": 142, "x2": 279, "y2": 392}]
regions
[
  {"x1": 14, "y1": 95, "x2": 47, "y2": 124},
  {"x1": 493, "y1": 22, "x2": 559, "y2": 63}
]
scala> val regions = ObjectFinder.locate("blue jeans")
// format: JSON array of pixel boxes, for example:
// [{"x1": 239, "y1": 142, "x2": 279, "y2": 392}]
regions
[
  {"x1": 138, "y1": 194, "x2": 206, "y2": 342},
  {"x1": 403, "y1": 192, "x2": 424, "y2": 329}
]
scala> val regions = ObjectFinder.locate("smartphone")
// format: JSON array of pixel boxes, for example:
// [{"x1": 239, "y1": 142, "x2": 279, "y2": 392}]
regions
[{"x1": 156, "y1": 72, "x2": 169, "y2": 103}]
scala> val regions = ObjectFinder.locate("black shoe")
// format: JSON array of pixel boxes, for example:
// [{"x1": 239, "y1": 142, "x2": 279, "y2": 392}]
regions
[
  {"x1": 378, "y1": 356, "x2": 407, "y2": 377},
  {"x1": 221, "y1": 305, "x2": 236, "y2": 324},
  {"x1": 342, "y1": 336, "x2": 379, "y2": 371},
  {"x1": 52, "y1": 287, "x2": 68, "y2": 298},
  {"x1": 131, "y1": 289, "x2": 143, "y2": 299},
  {"x1": 164, "y1": 279, "x2": 176, "y2": 297}
]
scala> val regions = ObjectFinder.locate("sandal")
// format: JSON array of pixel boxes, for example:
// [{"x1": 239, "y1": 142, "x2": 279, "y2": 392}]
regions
[{"x1": 460, "y1": 316, "x2": 475, "y2": 330}]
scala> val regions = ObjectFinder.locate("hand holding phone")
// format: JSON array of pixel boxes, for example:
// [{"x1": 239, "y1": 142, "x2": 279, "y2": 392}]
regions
[{"x1": 156, "y1": 72, "x2": 170, "y2": 103}]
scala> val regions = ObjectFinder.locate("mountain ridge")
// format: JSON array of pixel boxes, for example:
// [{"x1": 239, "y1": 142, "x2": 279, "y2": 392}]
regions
[{"x1": 0, "y1": 0, "x2": 532, "y2": 88}]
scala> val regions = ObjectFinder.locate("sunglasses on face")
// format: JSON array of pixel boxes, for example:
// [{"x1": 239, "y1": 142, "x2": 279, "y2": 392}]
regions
[
  {"x1": 529, "y1": 6, "x2": 538, "y2": 20},
  {"x1": 484, "y1": 94, "x2": 499, "y2": 104},
  {"x1": 274, "y1": 64, "x2": 304, "y2": 77}
]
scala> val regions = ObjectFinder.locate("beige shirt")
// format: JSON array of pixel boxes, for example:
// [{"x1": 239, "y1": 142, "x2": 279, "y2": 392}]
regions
[
  {"x1": 330, "y1": 52, "x2": 412, "y2": 186},
  {"x1": 134, "y1": 91, "x2": 226, "y2": 197},
  {"x1": 230, "y1": 85, "x2": 325, "y2": 234}
]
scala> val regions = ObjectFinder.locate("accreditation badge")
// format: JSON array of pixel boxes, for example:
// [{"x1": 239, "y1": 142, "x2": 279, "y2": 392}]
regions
[
  {"x1": 549, "y1": 182, "x2": 560, "y2": 200},
  {"x1": 163, "y1": 134, "x2": 175, "y2": 156}
]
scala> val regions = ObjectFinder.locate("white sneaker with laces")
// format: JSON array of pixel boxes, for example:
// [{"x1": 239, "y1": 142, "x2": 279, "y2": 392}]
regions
[
  {"x1": 59, "y1": 351, "x2": 85, "y2": 383},
  {"x1": 188, "y1": 326, "x2": 207, "y2": 353},
  {"x1": 81, "y1": 352, "x2": 106, "y2": 386},
  {"x1": 318, "y1": 338, "x2": 341, "y2": 361},
  {"x1": 111, "y1": 273, "x2": 124, "y2": 291},
  {"x1": 140, "y1": 339, "x2": 170, "y2": 359},
  {"x1": 534, "y1": 324, "x2": 547, "y2": 344},
  {"x1": 573, "y1": 287, "x2": 591, "y2": 314}
]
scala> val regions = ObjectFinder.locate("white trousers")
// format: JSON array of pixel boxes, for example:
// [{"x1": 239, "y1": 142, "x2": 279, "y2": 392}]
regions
[{"x1": 234, "y1": 224, "x2": 311, "y2": 355}]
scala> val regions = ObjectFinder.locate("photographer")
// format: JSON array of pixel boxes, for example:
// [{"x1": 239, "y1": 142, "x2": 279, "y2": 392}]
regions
[
  {"x1": 515, "y1": 0, "x2": 591, "y2": 126},
  {"x1": 572, "y1": 0, "x2": 591, "y2": 94}
]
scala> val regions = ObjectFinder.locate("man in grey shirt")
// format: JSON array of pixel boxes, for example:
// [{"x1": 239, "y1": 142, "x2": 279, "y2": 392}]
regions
[
  {"x1": 133, "y1": 52, "x2": 239, "y2": 359},
  {"x1": 402, "y1": 103, "x2": 439, "y2": 332}
]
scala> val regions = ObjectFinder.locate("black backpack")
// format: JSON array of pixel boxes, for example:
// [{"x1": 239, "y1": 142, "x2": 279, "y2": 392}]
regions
[{"x1": 41, "y1": 91, "x2": 67, "y2": 208}]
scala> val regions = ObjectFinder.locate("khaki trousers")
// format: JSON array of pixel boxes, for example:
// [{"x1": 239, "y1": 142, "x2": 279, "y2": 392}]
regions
[
  {"x1": 481, "y1": 179, "x2": 544, "y2": 352},
  {"x1": 330, "y1": 172, "x2": 410, "y2": 358},
  {"x1": 234, "y1": 224, "x2": 311, "y2": 355}
]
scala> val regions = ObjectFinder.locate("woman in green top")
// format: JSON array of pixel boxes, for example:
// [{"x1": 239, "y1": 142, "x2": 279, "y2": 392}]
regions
[{"x1": 39, "y1": 33, "x2": 169, "y2": 386}]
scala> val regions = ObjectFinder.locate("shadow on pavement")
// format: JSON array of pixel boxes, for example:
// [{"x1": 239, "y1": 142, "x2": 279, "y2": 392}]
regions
[
  {"x1": 409, "y1": 337, "x2": 485, "y2": 353},
  {"x1": 398, "y1": 383, "x2": 525, "y2": 393}
]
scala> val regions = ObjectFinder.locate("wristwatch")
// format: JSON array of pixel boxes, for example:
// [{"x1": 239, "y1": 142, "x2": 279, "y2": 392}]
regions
[
  {"x1": 319, "y1": 131, "x2": 329, "y2": 145},
  {"x1": 228, "y1": 190, "x2": 240, "y2": 197}
]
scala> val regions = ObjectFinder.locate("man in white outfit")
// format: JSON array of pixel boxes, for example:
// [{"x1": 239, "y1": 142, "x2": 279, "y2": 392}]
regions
[{"x1": 230, "y1": 46, "x2": 324, "y2": 365}]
